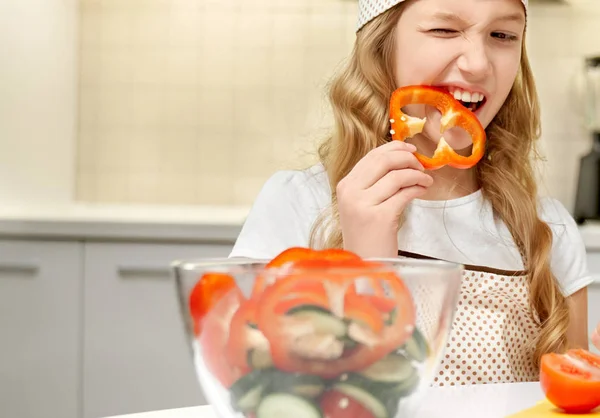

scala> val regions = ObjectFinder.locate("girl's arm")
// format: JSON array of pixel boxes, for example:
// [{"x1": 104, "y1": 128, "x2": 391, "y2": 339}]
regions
[{"x1": 566, "y1": 287, "x2": 590, "y2": 349}]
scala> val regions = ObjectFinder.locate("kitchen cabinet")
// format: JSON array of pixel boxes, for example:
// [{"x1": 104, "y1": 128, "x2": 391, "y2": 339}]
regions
[
  {"x1": 0, "y1": 240, "x2": 82, "y2": 418},
  {"x1": 82, "y1": 242, "x2": 232, "y2": 418},
  {"x1": 587, "y1": 252, "x2": 600, "y2": 354},
  {"x1": 0, "y1": 220, "x2": 597, "y2": 418}
]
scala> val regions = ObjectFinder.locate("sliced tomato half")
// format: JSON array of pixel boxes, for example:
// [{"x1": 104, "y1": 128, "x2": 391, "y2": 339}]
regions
[
  {"x1": 540, "y1": 348, "x2": 600, "y2": 413},
  {"x1": 189, "y1": 272, "x2": 238, "y2": 336}
]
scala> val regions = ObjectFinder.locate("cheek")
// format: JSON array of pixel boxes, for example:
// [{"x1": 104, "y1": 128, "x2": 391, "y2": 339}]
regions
[
  {"x1": 493, "y1": 52, "x2": 522, "y2": 103},
  {"x1": 394, "y1": 40, "x2": 451, "y2": 87}
]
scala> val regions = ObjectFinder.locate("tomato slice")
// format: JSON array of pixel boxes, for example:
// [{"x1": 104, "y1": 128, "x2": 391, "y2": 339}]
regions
[
  {"x1": 189, "y1": 272, "x2": 239, "y2": 336},
  {"x1": 197, "y1": 288, "x2": 246, "y2": 388},
  {"x1": 320, "y1": 390, "x2": 376, "y2": 418},
  {"x1": 540, "y1": 349, "x2": 600, "y2": 413}
]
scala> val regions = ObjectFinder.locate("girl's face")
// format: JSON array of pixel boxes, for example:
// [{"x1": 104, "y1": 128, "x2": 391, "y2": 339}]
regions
[{"x1": 393, "y1": 0, "x2": 526, "y2": 152}]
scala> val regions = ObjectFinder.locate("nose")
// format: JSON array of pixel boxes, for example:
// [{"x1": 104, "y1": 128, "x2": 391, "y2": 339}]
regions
[{"x1": 456, "y1": 38, "x2": 492, "y2": 79}]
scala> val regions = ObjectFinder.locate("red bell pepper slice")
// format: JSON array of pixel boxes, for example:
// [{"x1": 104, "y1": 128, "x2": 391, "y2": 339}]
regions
[
  {"x1": 274, "y1": 291, "x2": 385, "y2": 334},
  {"x1": 389, "y1": 85, "x2": 486, "y2": 170},
  {"x1": 255, "y1": 263, "x2": 416, "y2": 378},
  {"x1": 226, "y1": 286, "x2": 386, "y2": 372},
  {"x1": 251, "y1": 247, "x2": 367, "y2": 298}
]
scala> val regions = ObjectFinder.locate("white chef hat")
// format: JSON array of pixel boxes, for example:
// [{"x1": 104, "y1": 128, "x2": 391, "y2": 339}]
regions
[{"x1": 357, "y1": 0, "x2": 528, "y2": 32}]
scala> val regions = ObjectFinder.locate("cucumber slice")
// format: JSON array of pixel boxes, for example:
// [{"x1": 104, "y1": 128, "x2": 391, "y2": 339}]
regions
[
  {"x1": 229, "y1": 370, "x2": 267, "y2": 413},
  {"x1": 401, "y1": 328, "x2": 429, "y2": 362},
  {"x1": 285, "y1": 305, "x2": 347, "y2": 338},
  {"x1": 248, "y1": 348, "x2": 273, "y2": 370},
  {"x1": 359, "y1": 353, "x2": 417, "y2": 384},
  {"x1": 387, "y1": 369, "x2": 420, "y2": 398},
  {"x1": 333, "y1": 383, "x2": 389, "y2": 418},
  {"x1": 256, "y1": 393, "x2": 322, "y2": 418},
  {"x1": 340, "y1": 335, "x2": 358, "y2": 350},
  {"x1": 337, "y1": 371, "x2": 418, "y2": 417},
  {"x1": 267, "y1": 370, "x2": 326, "y2": 398}
]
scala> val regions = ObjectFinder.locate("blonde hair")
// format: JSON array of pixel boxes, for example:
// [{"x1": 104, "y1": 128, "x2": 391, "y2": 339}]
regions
[{"x1": 309, "y1": 4, "x2": 569, "y2": 366}]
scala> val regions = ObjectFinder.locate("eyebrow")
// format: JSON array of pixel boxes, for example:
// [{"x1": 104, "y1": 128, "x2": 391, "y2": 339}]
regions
[
  {"x1": 430, "y1": 11, "x2": 525, "y2": 25},
  {"x1": 495, "y1": 13, "x2": 526, "y2": 23},
  {"x1": 430, "y1": 11, "x2": 465, "y2": 23}
]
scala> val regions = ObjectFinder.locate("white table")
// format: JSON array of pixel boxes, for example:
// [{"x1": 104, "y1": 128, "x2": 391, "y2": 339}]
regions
[{"x1": 103, "y1": 382, "x2": 545, "y2": 418}]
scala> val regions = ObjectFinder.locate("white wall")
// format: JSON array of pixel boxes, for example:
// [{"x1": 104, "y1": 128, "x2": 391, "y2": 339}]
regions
[
  {"x1": 1, "y1": 0, "x2": 598, "y2": 211},
  {"x1": 74, "y1": 0, "x2": 354, "y2": 206},
  {"x1": 526, "y1": 0, "x2": 600, "y2": 211},
  {"x1": 73, "y1": 0, "x2": 600, "y2": 210},
  {"x1": 0, "y1": 0, "x2": 78, "y2": 206}
]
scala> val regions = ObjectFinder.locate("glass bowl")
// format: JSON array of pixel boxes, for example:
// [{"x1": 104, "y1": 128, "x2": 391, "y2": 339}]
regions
[{"x1": 173, "y1": 257, "x2": 463, "y2": 418}]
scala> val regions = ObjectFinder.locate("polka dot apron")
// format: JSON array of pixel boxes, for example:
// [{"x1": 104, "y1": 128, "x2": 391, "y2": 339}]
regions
[{"x1": 398, "y1": 251, "x2": 541, "y2": 386}]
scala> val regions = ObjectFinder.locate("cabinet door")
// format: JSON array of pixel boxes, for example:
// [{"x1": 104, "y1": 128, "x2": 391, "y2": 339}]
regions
[
  {"x1": 588, "y1": 252, "x2": 600, "y2": 354},
  {"x1": 83, "y1": 242, "x2": 232, "y2": 418},
  {"x1": 0, "y1": 240, "x2": 81, "y2": 418}
]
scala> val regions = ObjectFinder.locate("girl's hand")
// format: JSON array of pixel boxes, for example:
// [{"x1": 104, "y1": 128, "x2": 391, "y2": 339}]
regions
[
  {"x1": 336, "y1": 140, "x2": 434, "y2": 258},
  {"x1": 592, "y1": 322, "x2": 600, "y2": 349}
]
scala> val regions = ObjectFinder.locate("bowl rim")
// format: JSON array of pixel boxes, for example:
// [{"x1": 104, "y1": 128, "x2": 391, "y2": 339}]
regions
[{"x1": 170, "y1": 256, "x2": 465, "y2": 274}]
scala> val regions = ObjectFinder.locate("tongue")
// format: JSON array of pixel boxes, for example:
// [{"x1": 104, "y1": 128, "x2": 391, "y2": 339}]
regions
[{"x1": 460, "y1": 101, "x2": 478, "y2": 112}]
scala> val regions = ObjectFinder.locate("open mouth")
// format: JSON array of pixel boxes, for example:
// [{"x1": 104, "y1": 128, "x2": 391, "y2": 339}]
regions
[{"x1": 441, "y1": 86, "x2": 487, "y2": 113}]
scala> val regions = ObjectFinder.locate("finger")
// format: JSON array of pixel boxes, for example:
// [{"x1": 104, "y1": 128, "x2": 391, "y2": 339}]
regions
[
  {"x1": 377, "y1": 139, "x2": 417, "y2": 153},
  {"x1": 346, "y1": 147, "x2": 424, "y2": 190},
  {"x1": 368, "y1": 169, "x2": 433, "y2": 204},
  {"x1": 592, "y1": 328, "x2": 600, "y2": 350},
  {"x1": 382, "y1": 184, "x2": 429, "y2": 214}
]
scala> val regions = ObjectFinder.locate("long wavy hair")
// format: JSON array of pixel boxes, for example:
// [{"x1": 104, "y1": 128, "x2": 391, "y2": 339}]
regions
[{"x1": 308, "y1": 4, "x2": 569, "y2": 367}]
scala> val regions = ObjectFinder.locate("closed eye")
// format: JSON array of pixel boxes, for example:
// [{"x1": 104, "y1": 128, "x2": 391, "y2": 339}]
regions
[{"x1": 430, "y1": 28, "x2": 458, "y2": 35}]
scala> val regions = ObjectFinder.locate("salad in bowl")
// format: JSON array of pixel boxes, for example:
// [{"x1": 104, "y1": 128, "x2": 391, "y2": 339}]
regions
[{"x1": 173, "y1": 247, "x2": 463, "y2": 418}]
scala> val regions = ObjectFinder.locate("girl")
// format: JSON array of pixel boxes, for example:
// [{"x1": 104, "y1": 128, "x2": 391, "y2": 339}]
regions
[{"x1": 229, "y1": 0, "x2": 600, "y2": 385}]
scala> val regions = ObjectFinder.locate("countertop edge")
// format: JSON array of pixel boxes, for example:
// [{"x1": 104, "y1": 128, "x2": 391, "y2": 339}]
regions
[
  {"x1": 0, "y1": 211, "x2": 598, "y2": 249},
  {"x1": 0, "y1": 219, "x2": 242, "y2": 243}
]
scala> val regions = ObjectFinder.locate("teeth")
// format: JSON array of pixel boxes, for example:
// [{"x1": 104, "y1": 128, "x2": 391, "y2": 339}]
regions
[{"x1": 448, "y1": 87, "x2": 485, "y2": 103}]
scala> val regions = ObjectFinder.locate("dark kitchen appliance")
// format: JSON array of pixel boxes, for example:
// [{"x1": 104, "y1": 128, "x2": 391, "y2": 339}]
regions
[{"x1": 573, "y1": 55, "x2": 600, "y2": 225}]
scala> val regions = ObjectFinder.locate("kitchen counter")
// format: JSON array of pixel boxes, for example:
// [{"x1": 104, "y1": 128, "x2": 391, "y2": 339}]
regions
[
  {"x1": 103, "y1": 382, "x2": 559, "y2": 418},
  {"x1": 0, "y1": 203, "x2": 250, "y2": 243},
  {"x1": 579, "y1": 222, "x2": 600, "y2": 250},
  {"x1": 0, "y1": 202, "x2": 599, "y2": 248}
]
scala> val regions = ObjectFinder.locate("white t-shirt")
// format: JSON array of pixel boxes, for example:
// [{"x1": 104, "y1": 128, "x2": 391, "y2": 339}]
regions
[{"x1": 230, "y1": 164, "x2": 594, "y2": 297}]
